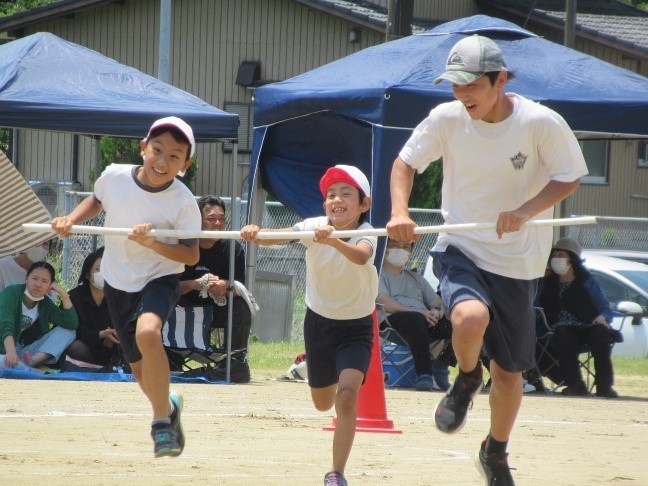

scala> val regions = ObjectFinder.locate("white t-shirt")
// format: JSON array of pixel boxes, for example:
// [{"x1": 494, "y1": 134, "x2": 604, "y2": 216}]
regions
[
  {"x1": 94, "y1": 164, "x2": 201, "y2": 292},
  {"x1": 399, "y1": 94, "x2": 588, "y2": 279},
  {"x1": 0, "y1": 256, "x2": 27, "y2": 292},
  {"x1": 295, "y1": 216, "x2": 378, "y2": 320}
]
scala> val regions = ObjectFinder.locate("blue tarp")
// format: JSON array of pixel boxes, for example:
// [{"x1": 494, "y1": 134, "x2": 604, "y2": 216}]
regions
[
  {"x1": 0, "y1": 368, "x2": 227, "y2": 384},
  {"x1": 249, "y1": 15, "x2": 648, "y2": 230},
  {"x1": 0, "y1": 32, "x2": 239, "y2": 141}
]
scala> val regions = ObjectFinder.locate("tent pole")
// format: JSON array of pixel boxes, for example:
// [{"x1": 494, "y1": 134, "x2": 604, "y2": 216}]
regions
[
  {"x1": 225, "y1": 141, "x2": 239, "y2": 383},
  {"x1": 158, "y1": 0, "x2": 171, "y2": 83},
  {"x1": 557, "y1": 0, "x2": 577, "y2": 240}
]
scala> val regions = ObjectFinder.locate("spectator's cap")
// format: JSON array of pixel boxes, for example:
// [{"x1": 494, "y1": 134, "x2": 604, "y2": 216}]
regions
[
  {"x1": 552, "y1": 237, "x2": 582, "y2": 258},
  {"x1": 433, "y1": 35, "x2": 506, "y2": 85},
  {"x1": 319, "y1": 164, "x2": 371, "y2": 197},
  {"x1": 146, "y1": 116, "x2": 195, "y2": 158}
]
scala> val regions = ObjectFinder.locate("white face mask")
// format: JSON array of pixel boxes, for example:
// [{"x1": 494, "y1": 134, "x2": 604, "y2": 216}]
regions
[
  {"x1": 91, "y1": 272, "x2": 105, "y2": 290},
  {"x1": 550, "y1": 257, "x2": 571, "y2": 276},
  {"x1": 385, "y1": 248, "x2": 411, "y2": 267},
  {"x1": 26, "y1": 245, "x2": 48, "y2": 263},
  {"x1": 24, "y1": 288, "x2": 45, "y2": 302}
]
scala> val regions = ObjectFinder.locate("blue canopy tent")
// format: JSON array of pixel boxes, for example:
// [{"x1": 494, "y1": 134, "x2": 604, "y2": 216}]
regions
[
  {"x1": 0, "y1": 32, "x2": 239, "y2": 141},
  {"x1": 247, "y1": 15, "x2": 648, "y2": 243}
]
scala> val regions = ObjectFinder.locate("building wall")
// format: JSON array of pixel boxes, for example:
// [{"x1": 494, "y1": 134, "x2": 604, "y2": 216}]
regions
[
  {"x1": 370, "y1": 0, "x2": 476, "y2": 20},
  {"x1": 15, "y1": 0, "x2": 384, "y2": 198}
]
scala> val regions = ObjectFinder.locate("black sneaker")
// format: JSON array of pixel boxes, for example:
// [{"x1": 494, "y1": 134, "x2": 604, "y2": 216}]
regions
[
  {"x1": 208, "y1": 357, "x2": 251, "y2": 383},
  {"x1": 434, "y1": 365, "x2": 483, "y2": 434},
  {"x1": 476, "y1": 441, "x2": 515, "y2": 485},
  {"x1": 151, "y1": 423, "x2": 181, "y2": 458}
]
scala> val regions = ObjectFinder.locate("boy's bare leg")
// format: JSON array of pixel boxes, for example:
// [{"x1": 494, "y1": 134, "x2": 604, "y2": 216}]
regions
[
  {"x1": 450, "y1": 300, "x2": 489, "y2": 372},
  {"x1": 488, "y1": 361, "x2": 522, "y2": 441},
  {"x1": 331, "y1": 369, "x2": 363, "y2": 475},
  {"x1": 135, "y1": 313, "x2": 171, "y2": 420}
]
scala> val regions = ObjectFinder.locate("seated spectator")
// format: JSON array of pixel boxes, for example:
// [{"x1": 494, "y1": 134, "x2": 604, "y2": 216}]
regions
[
  {"x1": 0, "y1": 240, "x2": 51, "y2": 291},
  {"x1": 177, "y1": 195, "x2": 252, "y2": 383},
  {"x1": 64, "y1": 247, "x2": 123, "y2": 371},
  {"x1": 538, "y1": 237, "x2": 618, "y2": 398},
  {"x1": 0, "y1": 261, "x2": 78, "y2": 372},
  {"x1": 377, "y1": 238, "x2": 453, "y2": 391}
]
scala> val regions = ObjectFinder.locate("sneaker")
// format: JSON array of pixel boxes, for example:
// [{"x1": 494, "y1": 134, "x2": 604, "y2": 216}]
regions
[
  {"x1": 151, "y1": 423, "x2": 181, "y2": 458},
  {"x1": 435, "y1": 365, "x2": 483, "y2": 434},
  {"x1": 415, "y1": 373, "x2": 435, "y2": 391},
  {"x1": 324, "y1": 471, "x2": 348, "y2": 486},
  {"x1": 209, "y1": 357, "x2": 251, "y2": 383},
  {"x1": 169, "y1": 391, "x2": 185, "y2": 452},
  {"x1": 522, "y1": 380, "x2": 536, "y2": 394},
  {"x1": 476, "y1": 441, "x2": 515, "y2": 485},
  {"x1": 561, "y1": 381, "x2": 589, "y2": 396},
  {"x1": 432, "y1": 368, "x2": 451, "y2": 391},
  {"x1": 595, "y1": 387, "x2": 618, "y2": 398}
]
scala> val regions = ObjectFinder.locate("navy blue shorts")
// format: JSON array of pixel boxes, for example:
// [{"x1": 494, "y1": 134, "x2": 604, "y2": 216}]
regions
[
  {"x1": 104, "y1": 274, "x2": 181, "y2": 363},
  {"x1": 432, "y1": 246, "x2": 537, "y2": 372},
  {"x1": 303, "y1": 307, "x2": 373, "y2": 388}
]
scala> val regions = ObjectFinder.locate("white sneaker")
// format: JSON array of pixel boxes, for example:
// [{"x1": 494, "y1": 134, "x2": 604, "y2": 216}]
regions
[{"x1": 523, "y1": 379, "x2": 536, "y2": 393}]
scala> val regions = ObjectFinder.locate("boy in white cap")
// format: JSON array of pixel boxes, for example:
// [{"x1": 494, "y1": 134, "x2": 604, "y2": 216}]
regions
[
  {"x1": 51, "y1": 116, "x2": 201, "y2": 458},
  {"x1": 387, "y1": 35, "x2": 588, "y2": 485},
  {"x1": 241, "y1": 164, "x2": 378, "y2": 486}
]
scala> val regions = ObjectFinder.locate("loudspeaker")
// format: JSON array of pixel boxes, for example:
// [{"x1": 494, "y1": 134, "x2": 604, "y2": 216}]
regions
[{"x1": 235, "y1": 61, "x2": 261, "y2": 87}]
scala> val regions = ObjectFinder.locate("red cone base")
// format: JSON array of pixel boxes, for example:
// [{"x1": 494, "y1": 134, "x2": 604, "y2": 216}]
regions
[{"x1": 323, "y1": 311, "x2": 402, "y2": 434}]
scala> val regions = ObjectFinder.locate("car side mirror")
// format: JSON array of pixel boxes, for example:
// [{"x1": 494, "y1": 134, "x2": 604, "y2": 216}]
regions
[{"x1": 616, "y1": 301, "x2": 644, "y2": 325}]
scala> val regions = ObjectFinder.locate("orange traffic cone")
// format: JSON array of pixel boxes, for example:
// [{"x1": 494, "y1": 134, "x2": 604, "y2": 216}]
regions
[{"x1": 323, "y1": 311, "x2": 402, "y2": 434}]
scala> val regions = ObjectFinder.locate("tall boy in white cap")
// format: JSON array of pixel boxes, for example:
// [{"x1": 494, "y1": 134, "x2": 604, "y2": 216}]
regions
[
  {"x1": 387, "y1": 35, "x2": 588, "y2": 484},
  {"x1": 51, "y1": 116, "x2": 201, "y2": 458},
  {"x1": 241, "y1": 164, "x2": 378, "y2": 486}
]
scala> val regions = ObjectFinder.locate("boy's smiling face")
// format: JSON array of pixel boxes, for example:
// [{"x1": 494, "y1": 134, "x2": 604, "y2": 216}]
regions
[
  {"x1": 138, "y1": 132, "x2": 192, "y2": 188},
  {"x1": 323, "y1": 181, "x2": 369, "y2": 230}
]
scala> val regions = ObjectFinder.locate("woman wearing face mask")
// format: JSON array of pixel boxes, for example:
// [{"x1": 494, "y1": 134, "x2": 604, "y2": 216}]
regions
[
  {"x1": 538, "y1": 237, "x2": 617, "y2": 398},
  {"x1": 0, "y1": 240, "x2": 51, "y2": 292},
  {"x1": 0, "y1": 261, "x2": 77, "y2": 372},
  {"x1": 64, "y1": 247, "x2": 122, "y2": 370},
  {"x1": 377, "y1": 238, "x2": 454, "y2": 391}
]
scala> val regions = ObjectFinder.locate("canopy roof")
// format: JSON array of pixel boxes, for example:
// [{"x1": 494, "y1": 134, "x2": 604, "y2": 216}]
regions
[{"x1": 0, "y1": 32, "x2": 238, "y2": 141}]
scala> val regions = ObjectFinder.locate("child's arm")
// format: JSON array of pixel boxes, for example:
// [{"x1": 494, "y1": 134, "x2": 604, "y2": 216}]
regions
[
  {"x1": 313, "y1": 226, "x2": 373, "y2": 265},
  {"x1": 128, "y1": 223, "x2": 199, "y2": 265},
  {"x1": 51, "y1": 195, "x2": 103, "y2": 238},
  {"x1": 240, "y1": 225, "x2": 296, "y2": 246}
]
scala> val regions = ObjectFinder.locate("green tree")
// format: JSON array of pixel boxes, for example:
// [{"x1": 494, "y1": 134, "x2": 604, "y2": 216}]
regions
[
  {"x1": 409, "y1": 159, "x2": 442, "y2": 209},
  {"x1": 0, "y1": 128, "x2": 9, "y2": 154},
  {"x1": 0, "y1": 0, "x2": 55, "y2": 17}
]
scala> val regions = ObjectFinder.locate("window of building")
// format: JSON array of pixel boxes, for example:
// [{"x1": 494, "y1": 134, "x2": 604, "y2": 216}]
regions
[
  {"x1": 223, "y1": 101, "x2": 253, "y2": 153},
  {"x1": 579, "y1": 140, "x2": 609, "y2": 185},
  {"x1": 638, "y1": 141, "x2": 648, "y2": 169}
]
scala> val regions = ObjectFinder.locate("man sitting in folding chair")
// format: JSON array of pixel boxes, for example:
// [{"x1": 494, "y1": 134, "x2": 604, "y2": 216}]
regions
[
  {"x1": 537, "y1": 238, "x2": 619, "y2": 398},
  {"x1": 377, "y1": 237, "x2": 453, "y2": 391},
  {"x1": 168, "y1": 195, "x2": 255, "y2": 383}
]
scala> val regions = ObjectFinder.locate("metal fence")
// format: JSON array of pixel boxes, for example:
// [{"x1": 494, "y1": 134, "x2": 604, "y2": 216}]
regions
[{"x1": 59, "y1": 192, "x2": 646, "y2": 342}]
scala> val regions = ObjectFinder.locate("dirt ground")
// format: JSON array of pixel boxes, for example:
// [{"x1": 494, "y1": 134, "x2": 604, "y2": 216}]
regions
[{"x1": 1, "y1": 372, "x2": 647, "y2": 486}]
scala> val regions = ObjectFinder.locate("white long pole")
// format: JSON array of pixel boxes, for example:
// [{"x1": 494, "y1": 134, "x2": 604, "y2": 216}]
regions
[{"x1": 23, "y1": 216, "x2": 597, "y2": 240}]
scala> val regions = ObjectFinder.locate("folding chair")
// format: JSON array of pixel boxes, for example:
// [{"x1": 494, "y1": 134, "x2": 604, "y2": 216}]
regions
[
  {"x1": 379, "y1": 324, "x2": 417, "y2": 388},
  {"x1": 163, "y1": 305, "x2": 233, "y2": 375},
  {"x1": 578, "y1": 313, "x2": 627, "y2": 391},
  {"x1": 534, "y1": 307, "x2": 562, "y2": 390}
]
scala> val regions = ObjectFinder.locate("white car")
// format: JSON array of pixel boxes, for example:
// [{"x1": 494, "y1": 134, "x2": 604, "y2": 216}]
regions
[{"x1": 422, "y1": 251, "x2": 648, "y2": 358}]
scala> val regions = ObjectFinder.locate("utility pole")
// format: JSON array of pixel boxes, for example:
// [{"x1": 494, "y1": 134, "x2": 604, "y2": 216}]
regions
[{"x1": 386, "y1": 0, "x2": 414, "y2": 42}]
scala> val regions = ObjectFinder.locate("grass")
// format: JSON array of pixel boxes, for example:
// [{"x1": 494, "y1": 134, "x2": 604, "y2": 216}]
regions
[{"x1": 247, "y1": 339, "x2": 648, "y2": 386}]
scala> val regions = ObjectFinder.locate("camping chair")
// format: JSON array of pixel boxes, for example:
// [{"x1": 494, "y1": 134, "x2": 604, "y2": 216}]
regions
[
  {"x1": 379, "y1": 319, "x2": 417, "y2": 388},
  {"x1": 163, "y1": 305, "x2": 238, "y2": 375},
  {"x1": 534, "y1": 307, "x2": 562, "y2": 391}
]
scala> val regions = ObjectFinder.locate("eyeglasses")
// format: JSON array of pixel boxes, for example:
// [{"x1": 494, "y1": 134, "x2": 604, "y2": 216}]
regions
[{"x1": 204, "y1": 216, "x2": 227, "y2": 223}]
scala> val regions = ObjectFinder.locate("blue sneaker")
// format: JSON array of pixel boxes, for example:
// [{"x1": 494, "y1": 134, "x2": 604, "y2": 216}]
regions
[
  {"x1": 415, "y1": 373, "x2": 435, "y2": 391},
  {"x1": 151, "y1": 423, "x2": 181, "y2": 458},
  {"x1": 169, "y1": 391, "x2": 185, "y2": 453}
]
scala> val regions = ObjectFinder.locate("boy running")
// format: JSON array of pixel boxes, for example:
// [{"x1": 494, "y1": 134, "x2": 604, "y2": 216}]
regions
[
  {"x1": 241, "y1": 165, "x2": 378, "y2": 486},
  {"x1": 387, "y1": 35, "x2": 588, "y2": 485},
  {"x1": 51, "y1": 116, "x2": 201, "y2": 458}
]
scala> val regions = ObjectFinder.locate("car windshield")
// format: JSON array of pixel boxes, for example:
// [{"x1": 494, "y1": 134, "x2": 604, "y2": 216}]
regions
[{"x1": 617, "y1": 270, "x2": 648, "y2": 293}]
